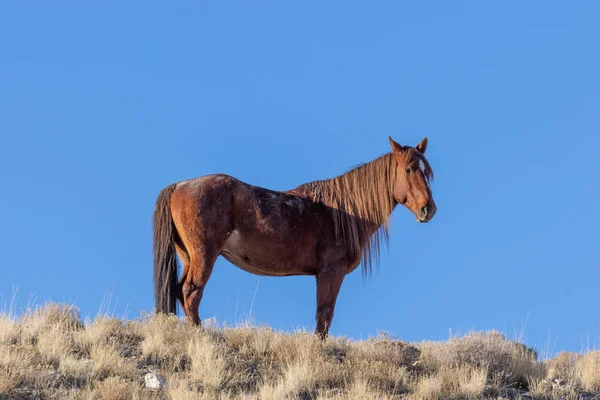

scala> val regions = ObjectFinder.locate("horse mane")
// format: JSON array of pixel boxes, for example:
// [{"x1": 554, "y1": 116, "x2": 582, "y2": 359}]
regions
[
  {"x1": 296, "y1": 152, "x2": 395, "y2": 277},
  {"x1": 295, "y1": 148, "x2": 433, "y2": 277}
]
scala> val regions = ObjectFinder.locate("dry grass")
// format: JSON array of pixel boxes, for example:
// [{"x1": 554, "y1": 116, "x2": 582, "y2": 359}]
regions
[
  {"x1": 418, "y1": 330, "x2": 544, "y2": 387},
  {"x1": 0, "y1": 303, "x2": 599, "y2": 399},
  {"x1": 409, "y1": 364, "x2": 488, "y2": 400},
  {"x1": 581, "y1": 351, "x2": 600, "y2": 392},
  {"x1": 0, "y1": 316, "x2": 19, "y2": 346}
]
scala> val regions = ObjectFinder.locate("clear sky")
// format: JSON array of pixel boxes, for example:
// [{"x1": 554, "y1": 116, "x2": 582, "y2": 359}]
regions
[{"x1": 1, "y1": 2, "x2": 599, "y2": 356}]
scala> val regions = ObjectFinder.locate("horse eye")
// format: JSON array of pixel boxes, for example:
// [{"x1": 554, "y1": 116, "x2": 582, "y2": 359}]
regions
[{"x1": 405, "y1": 168, "x2": 411, "y2": 174}]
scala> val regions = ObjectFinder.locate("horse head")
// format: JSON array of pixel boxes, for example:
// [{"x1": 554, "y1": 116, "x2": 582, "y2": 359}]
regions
[{"x1": 389, "y1": 136, "x2": 437, "y2": 223}]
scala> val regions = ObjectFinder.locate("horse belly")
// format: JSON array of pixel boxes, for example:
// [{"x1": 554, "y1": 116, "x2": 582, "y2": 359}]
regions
[{"x1": 221, "y1": 229, "x2": 316, "y2": 276}]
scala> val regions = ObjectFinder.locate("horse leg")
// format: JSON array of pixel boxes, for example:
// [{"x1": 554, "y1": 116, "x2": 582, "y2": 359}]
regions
[
  {"x1": 182, "y1": 249, "x2": 219, "y2": 326},
  {"x1": 315, "y1": 266, "x2": 346, "y2": 339},
  {"x1": 175, "y1": 243, "x2": 190, "y2": 312}
]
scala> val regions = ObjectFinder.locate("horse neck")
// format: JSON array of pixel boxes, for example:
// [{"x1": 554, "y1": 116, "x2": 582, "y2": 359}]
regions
[
  {"x1": 333, "y1": 160, "x2": 397, "y2": 273},
  {"x1": 329, "y1": 156, "x2": 397, "y2": 241}
]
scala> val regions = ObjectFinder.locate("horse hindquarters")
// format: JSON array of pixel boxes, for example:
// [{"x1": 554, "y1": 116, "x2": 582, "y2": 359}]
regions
[{"x1": 169, "y1": 176, "x2": 235, "y2": 325}]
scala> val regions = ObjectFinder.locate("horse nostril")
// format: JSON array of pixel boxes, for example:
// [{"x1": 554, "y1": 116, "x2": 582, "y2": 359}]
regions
[{"x1": 420, "y1": 206, "x2": 428, "y2": 217}]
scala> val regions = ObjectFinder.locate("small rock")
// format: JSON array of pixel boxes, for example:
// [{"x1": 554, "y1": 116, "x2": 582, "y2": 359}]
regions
[
  {"x1": 553, "y1": 378, "x2": 566, "y2": 386},
  {"x1": 145, "y1": 373, "x2": 166, "y2": 390}
]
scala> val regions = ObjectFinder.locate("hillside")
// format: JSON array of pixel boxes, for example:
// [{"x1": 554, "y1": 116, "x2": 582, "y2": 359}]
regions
[{"x1": 0, "y1": 303, "x2": 598, "y2": 399}]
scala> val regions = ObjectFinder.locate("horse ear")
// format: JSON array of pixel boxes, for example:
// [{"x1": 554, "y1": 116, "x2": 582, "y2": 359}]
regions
[
  {"x1": 416, "y1": 137, "x2": 428, "y2": 154},
  {"x1": 389, "y1": 136, "x2": 403, "y2": 154}
]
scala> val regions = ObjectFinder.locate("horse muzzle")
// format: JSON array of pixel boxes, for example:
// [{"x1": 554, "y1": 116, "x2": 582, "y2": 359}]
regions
[{"x1": 416, "y1": 204, "x2": 436, "y2": 223}]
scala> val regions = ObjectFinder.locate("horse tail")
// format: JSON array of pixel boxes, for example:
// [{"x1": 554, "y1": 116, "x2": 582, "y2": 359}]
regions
[{"x1": 153, "y1": 183, "x2": 179, "y2": 315}]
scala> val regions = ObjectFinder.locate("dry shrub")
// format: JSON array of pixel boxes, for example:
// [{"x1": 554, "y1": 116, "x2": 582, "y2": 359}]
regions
[
  {"x1": 0, "y1": 366, "x2": 22, "y2": 394},
  {"x1": 20, "y1": 303, "x2": 83, "y2": 344},
  {"x1": 0, "y1": 345, "x2": 45, "y2": 394},
  {"x1": 352, "y1": 360, "x2": 408, "y2": 395},
  {"x1": 62, "y1": 387, "x2": 98, "y2": 400},
  {"x1": 258, "y1": 358, "x2": 344, "y2": 399},
  {"x1": 90, "y1": 345, "x2": 136, "y2": 380},
  {"x1": 540, "y1": 350, "x2": 583, "y2": 398},
  {"x1": 169, "y1": 375, "x2": 237, "y2": 400},
  {"x1": 219, "y1": 324, "x2": 281, "y2": 355},
  {"x1": 527, "y1": 375, "x2": 581, "y2": 400},
  {"x1": 282, "y1": 359, "x2": 347, "y2": 396},
  {"x1": 79, "y1": 317, "x2": 143, "y2": 358},
  {"x1": 258, "y1": 360, "x2": 314, "y2": 399},
  {"x1": 85, "y1": 318, "x2": 125, "y2": 345},
  {"x1": 217, "y1": 325, "x2": 284, "y2": 390},
  {"x1": 532, "y1": 351, "x2": 600, "y2": 398},
  {"x1": 0, "y1": 343, "x2": 41, "y2": 371},
  {"x1": 580, "y1": 351, "x2": 600, "y2": 393},
  {"x1": 412, "y1": 374, "x2": 443, "y2": 400},
  {"x1": 418, "y1": 330, "x2": 543, "y2": 387},
  {"x1": 140, "y1": 313, "x2": 199, "y2": 371},
  {"x1": 349, "y1": 335, "x2": 418, "y2": 395},
  {"x1": 457, "y1": 365, "x2": 488, "y2": 398},
  {"x1": 546, "y1": 351, "x2": 581, "y2": 382},
  {"x1": 168, "y1": 376, "x2": 198, "y2": 400},
  {"x1": 0, "y1": 316, "x2": 19, "y2": 345},
  {"x1": 410, "y1": 364, "x2": 487, "y2": 400},
  {"x1": 351, "y1": 334, "x2": 420, "y2": 369},
  {"x1": 440, "y1": 364, "x2": 488, "y2": 398},
  {"x1": 282, "y1": 333, "x2": 350, "y2": 389},
  {"x1": 219, "y1": 326, "x2": 352, "y2": 395},
  {"x1": 37, "y1": 324, "x2": 77, "y2": 366},
  {"x1": 95, "y1": 376, "x2": 135, "y2": 400},
  {"x1": 525, "y1": 377, "x2": 552, "y2": 400},
  {"x1": 344, "y1": 379, "x2": 396, "y2": 400},
  {"x1": 19, "y1": 368, "x2": 68, "y2": 396},
  {"x1": 272, "y1": 330, "x2": 324, "y2": 365},
  {"x1": 187, "y1": 334, "x2": 229, "y2": 393},
  {"x1": 60, "y1": 356, "x2": 92, "y2": 387},
  {"x1": 257, "y1": 331, "x2": 353, "y2": 398},
  {"x1": 69, "y1": 383, "x2": 162, "y2": 400}
]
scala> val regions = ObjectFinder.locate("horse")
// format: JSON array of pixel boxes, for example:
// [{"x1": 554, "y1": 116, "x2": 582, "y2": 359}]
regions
[{"x1": 153, "y1": 136, "x2": 436, "y2": 338}]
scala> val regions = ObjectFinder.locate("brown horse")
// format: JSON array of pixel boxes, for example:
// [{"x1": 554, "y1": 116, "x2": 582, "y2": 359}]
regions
[{"x1": 153, "y1": 136, "x2": 436, "y2": 338}]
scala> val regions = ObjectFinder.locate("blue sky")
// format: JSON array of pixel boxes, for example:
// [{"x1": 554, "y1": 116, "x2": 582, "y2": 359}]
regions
[{"x1": 1, "y1": 2, "x2": 599, "y2": 356}]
